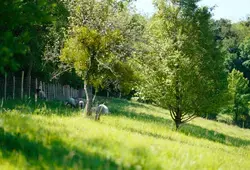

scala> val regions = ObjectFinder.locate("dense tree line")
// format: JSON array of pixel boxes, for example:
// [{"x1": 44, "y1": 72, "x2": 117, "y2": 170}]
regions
[{"x1": 1, "y1": 0, "x2": 250, "y2": 128}]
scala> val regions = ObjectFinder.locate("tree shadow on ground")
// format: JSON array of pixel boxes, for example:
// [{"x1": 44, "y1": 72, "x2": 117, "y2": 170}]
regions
[
  {"x1": 101, "y1": 122, "x2": 238, "y2": 155},
  {"x1": 106, "y1": 97, "x2": 148, "y2": 110},
  {"x1": 0, "y1": 99, "x2": 81, "y2": 116},
  {"x1": 112, "y1": 110, "x2": 173, "y2": 127},
  {"x1": 107, "y1": 98, "x2": 172, "y2": 125},
  {"x1": 179, "y1": 123, "x2": 250, "y2": 147},
  {"x1": 0, "y1": 127, "x2": 125, "y2": 169},
  {"x1": 105, "y1": 99, "x2": 250, "y2": 148}
]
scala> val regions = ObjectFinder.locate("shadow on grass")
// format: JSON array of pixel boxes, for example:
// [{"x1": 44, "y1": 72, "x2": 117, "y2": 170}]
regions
[
  {"x1": 105, "y1": 97, "x2": 149, "y2": 110},
  {"x1": 0, "y1": 99, "x2": 81, "y2": 116},
  {"x1": 0, "y1": 127, "x2": 124, "y2": 169},
  {"x1": 105, "y1": 99, "x2": 250, "y2": 147},
  {"x1": 179, "y1": 123, "x2": 250, "y2": 147},
  {"x1": 113, "y1": 110, "x2": 173, "y2": 127},
  {"x1": 107, "y1": 98, "x2": 172, "y2": 126}
]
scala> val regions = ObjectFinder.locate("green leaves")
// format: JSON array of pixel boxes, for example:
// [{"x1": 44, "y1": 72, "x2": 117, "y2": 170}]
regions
[
  {"x1": 228, "y1": 69, "x2": 250, "y2": 124},
  {"x1": 58, "y1": 0, "x2": 144, "y2": 93},
  {"x1": 137, "y1": 0, "x2": 227, "y2": 128},
  {"x1": 0, "y1": 0, "x2": 66, "y2": 74},
  {"x1": 228, "y1": 69, "x2": 249, "y2": 95}
]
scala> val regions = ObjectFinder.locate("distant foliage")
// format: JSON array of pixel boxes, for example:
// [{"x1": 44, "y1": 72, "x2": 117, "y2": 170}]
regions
[{"x1": 228, "y1": 69, "x2": 250, "y2": 127}]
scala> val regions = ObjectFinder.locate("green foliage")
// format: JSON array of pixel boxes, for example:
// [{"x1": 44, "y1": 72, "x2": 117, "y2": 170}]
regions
[
  {"x1": 137, "y1": 0, "x2": 227, "y2": 128},
  {"x1": 60, "y1": 0, "x2": 144, "y2": 93},
  {"x1": 0, "y1": 0, "x2": 69, "y2": 82},
  {"x1": 228, "y1": 69, "x2": 250, "y2": 126},
  {"x1": 1, "y1": 99, "x2": 250, "y2": 169},
  {"x1": 215, "y1": 18, "x2": 250, "y2": 81},
  {"x1": 60, "y1": 26, "x2": 124, "y2": 86}
]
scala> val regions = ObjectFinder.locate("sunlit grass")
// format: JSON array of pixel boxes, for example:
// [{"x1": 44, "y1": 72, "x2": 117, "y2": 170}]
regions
[{"x1": 0, "y1": 99, "x2": 250, "y2": 169}]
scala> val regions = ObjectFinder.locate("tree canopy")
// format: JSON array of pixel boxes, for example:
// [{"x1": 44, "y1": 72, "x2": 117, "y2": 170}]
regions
[{"x1": 136, "y1": 0, "x2": 227, "y2": 128}]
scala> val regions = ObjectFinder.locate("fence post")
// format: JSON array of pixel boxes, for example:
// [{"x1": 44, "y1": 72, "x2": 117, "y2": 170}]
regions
[
  {"x1": 13, "y1": 76, "x2": 15, "y2": 100},
  {"x1": 55, "y1": 83, "x2": 59, "y2": 99},
  {"x1": 28, "y1": 76, "x2": 31, "y2": 98},
  {"x1": 47, "y1": 84, "x2": 50, "y2": 100},
  {"x1": 21, "y1": 71, "x2": 24, "y2": 100},
  {"x1": 59, "y1": 84, "x2": 62, "y2": 99},
  {"x1": 4, "y1": 73, "x2": 7, "y2": 100},
  {"x1": 63, "y1": 85, "x2": 65, "y2": 99},
  {"x1": 53, "y1": 84, "x2": 56, "y2": 100},
  {"x1": 43, "y1": 82, "x2": 45, "y2": 93},
  {"x1": 48, "y1": 84, "x2": 50, "y2": 100},
  {"x1": 35, "y1": 78, "x2": 38, "y2": 102},
  {"x1": 43, "y1": 82, "x2": 46, "y2": 100},
  {"x1": 67, "y1": 86, "x2": 69, "y2": 98}
]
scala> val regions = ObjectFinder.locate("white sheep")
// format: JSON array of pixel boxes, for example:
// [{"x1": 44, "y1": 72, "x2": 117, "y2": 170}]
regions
[
  {"x1": 78, "y1": 99, "x2": 85, "y2": 109},
  {"x1": 65, "y1": 97, "x2": 77, "y2": 108},
  {"x1": 95, "y1": 104, "x2": 109, "y2": 120},
  {"x1": 65, "y1": 97, "x2": 85, "y2": 109}
]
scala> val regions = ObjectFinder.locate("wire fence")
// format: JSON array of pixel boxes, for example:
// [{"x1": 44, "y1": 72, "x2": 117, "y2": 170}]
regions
[{"x1": 0, "y1": 71, "x2": 81, "y2": 101}]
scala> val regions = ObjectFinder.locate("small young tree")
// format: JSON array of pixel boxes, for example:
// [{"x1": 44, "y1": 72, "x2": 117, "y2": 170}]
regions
[
  {"x1": 228, "y1": 69, "x2": 250, "y2": 126},
  {"x1": 136, "y1": 0, "x2": 227, "y2": 129}
]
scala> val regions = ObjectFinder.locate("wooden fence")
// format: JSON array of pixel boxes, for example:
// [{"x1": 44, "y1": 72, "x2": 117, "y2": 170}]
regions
[{"x1": 0, "y1": 71, "x2": 80, "y2": 101}]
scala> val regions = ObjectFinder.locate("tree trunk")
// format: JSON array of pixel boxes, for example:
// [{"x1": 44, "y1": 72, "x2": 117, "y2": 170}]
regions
[
  {"x1": 174, "y1": 108, "x2": 182, "y2": 130},
  {"x1": 174, "y1": 74, "x2": 182, "y2": 130},
  {"x1": 84, "y1": 80, "x2": 93, "y2": 116},
  {"x1": 26, "y1": 61, "x2": 33, "y2": 96},
  {"x1": 92, "y1": 90, "x2": 97, "y2": 103},
  {"x1": 169, "y1": 107, "x2": 182, "y2": 130},
  {"x1": 234, "y1": 105, "x2": 238, "y2": 125}
]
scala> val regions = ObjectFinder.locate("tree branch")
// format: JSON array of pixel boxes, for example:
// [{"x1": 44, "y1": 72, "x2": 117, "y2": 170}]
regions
[{"x1": 182, "y1": 114, "x2": 197, "y2": 123}]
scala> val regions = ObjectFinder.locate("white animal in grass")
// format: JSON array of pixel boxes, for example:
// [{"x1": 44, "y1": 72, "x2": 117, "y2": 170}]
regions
[
  {"x1": 78, "y1": 99, "x2": 85, "y2": 109},
  {"x1": 95, "y1": 104, "x2": 109, "y2": 120},
  {"x1": 36, "y1": 89, "x2": 46, "y2": 100},
  {"x1": 65, "y1": 97, "x2": 77, "y2": 108},
  {"x1": 65, "y1": 97, "x2": 85, "y2": 109}
]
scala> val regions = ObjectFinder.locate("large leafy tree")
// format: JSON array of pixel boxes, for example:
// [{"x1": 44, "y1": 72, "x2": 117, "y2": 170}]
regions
[
  {"x1": 0, "y1": 0, "x2": 68, "y2": 83},
  {"x1": 59, "y1": 0, "x2": 144, "y2": 115},
  {"x1": 137, "y1": 0, "x2": 227, "y2": 129}
]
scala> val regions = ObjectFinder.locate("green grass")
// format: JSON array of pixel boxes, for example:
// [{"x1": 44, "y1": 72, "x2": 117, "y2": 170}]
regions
[{"x1": 0, "y1": 98, "x2": 250, "y2": 169}]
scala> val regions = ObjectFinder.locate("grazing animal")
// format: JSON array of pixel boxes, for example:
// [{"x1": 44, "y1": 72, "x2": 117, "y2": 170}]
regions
[
  {"x1": 65, "y1": 97, "x2": 85, "y2": 109},
  {"x1": 95, "y1": 104, "x2": 109, "y2": 120},
  {"x1": 36, "y1": 89, "x2": 46, "y2": 100},
  {"x1": 65, "y1": 97, "x2": 77, "y2": 108},
  {"x1": 78, "y1": 100, "x2": 84, "y2": 109}
]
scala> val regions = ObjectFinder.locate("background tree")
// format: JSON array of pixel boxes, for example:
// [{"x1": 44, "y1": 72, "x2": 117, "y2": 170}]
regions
[
  {"x1": 0, "y1": 0, "x2": 69, "y2": 82},
  {"x1": 215, "y1": 18, "x2": 250, "y2": 81},
  {"x1": 228, "y1": 69, "x2": 250, "y2": 127}
]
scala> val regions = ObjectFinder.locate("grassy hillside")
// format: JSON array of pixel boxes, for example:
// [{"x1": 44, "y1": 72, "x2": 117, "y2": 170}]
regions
[{"x1": 0, "y1": 98, "x2": 250, "y2": 170}]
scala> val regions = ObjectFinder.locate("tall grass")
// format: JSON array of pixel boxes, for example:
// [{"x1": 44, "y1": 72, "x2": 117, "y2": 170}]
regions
[{"x1": 0, "y1": 98, "x2": 250, "y2": 169}]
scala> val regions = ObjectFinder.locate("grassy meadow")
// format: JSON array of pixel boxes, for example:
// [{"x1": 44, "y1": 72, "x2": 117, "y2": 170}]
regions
[{"x1": 0, "y1": 98, "x2": 250, "y2": 170}]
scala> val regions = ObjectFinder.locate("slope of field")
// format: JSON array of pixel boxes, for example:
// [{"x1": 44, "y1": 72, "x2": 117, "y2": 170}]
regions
[{"x1": 0, "y1": 99, "x2": 250, "y2": 170}]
